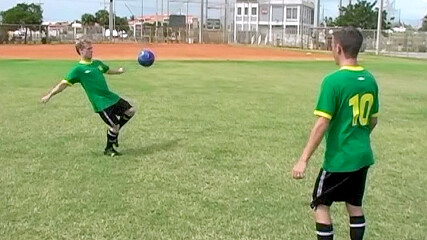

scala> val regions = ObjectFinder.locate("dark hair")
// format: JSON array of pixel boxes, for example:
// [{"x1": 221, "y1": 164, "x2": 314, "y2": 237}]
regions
[{"x1": 333, "y1": 26, "x2": 363, "y2": 58}]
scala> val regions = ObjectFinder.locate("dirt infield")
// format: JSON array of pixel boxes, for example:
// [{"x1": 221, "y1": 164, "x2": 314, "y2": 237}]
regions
[{"x1": 0, "y1": 43, "x2": 331, "y2": 61}]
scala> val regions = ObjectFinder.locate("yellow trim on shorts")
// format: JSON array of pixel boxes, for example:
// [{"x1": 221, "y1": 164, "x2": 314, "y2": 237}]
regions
[
  {"x1": 340, "y1": 66, "x2": 364, "y2": 71},
  {"x1": 314, "y1": 110, "x2": 332, "y2": 120}
]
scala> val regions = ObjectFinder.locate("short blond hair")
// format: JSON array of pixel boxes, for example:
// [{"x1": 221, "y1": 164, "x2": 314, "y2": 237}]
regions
[{"x1": 75, "y1": 39, "x2": 92, "y2": 55}]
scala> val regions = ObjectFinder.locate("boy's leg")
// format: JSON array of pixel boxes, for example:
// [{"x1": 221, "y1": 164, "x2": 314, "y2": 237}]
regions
[
  {"x1": 345, "y1": 167, "x2": 369, "y2": 240},
  {"x1": 99, "y1": 109, "x2": 120, "y2": 156},
  {"x1": 119, "y1": 107, "x2": 136, "y2": 129},
  {"x1": 114, "y1": 99, "x2": 135, "y2": 147},
  {"x1": 346, "y1": 203, "x2": 366, "y2": 240},
  {"x1": 315, "y1": 205, "x2": 334, "y2": 240},
  {"x1": 312, "y1": 169, "x2": 335, "y2": 240}
]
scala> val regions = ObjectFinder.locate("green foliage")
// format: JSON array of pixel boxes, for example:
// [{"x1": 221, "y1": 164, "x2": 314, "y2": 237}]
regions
[
  {"x1": 81, "y1": 13, "x2": 96, "y2": 26},
  {"x1": 325, "y1": 0, "x2": 390, "y2": 29},
  {"x1": 92, "y1": 9, "x2": 129, "y2": 31},
  {"x1": 0, "y1": 3, "x2": 43, "y2": 43},
  {"x1": 0, "y1": 3, "x2": 43, "y2": 26},
  {"x1": 323, "y1": 17, "x2": 335, "y2": 27},
  {"x1": 115, "y1": 16, "x2": 129, "y2": 31},
  {"x1": 95, "y1": 10, "x2": 109, "y2": 27}
]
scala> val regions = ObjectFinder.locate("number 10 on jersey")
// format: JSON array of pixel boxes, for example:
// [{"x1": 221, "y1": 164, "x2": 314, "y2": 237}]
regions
[{"x1": 349, "y1": 93, "x2": 374, "y2": 126}]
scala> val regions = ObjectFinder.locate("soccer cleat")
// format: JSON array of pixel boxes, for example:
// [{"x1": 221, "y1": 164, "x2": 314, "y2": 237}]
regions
[{"x1": 104, "y1": 147, "x2": 121, "y2": 157}]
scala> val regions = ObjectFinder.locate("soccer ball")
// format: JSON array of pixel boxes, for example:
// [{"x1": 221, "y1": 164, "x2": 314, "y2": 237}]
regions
[{"x1": 137, "y1": 49, "x2": 155, "y2": 67}]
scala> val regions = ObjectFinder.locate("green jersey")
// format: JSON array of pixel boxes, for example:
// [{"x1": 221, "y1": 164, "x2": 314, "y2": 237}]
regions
[
  {"x1": 314, "y1": 66, "x2": 379, "y2": 172},
  {"x1": 64, "y1": 60, "x2": 120, "y2": 112}
]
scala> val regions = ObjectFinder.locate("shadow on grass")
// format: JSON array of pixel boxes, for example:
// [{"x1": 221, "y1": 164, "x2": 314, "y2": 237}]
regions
[{"x1": 121, "y1": 139, "x2": 181, "y2": 156}]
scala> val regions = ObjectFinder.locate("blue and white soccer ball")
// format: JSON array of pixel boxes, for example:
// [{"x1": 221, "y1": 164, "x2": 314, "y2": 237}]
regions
[{"x1": 137, "y1": 49, "x2": 155, "y2": 67}]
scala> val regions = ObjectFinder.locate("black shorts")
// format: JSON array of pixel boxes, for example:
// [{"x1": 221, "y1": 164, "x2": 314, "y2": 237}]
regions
[
  {"x1": 98, "y1": 98, "x2": 132, "y2": 127},
  {"x1": 311, "y1": 166, "x2": 369, "y2": 209}
]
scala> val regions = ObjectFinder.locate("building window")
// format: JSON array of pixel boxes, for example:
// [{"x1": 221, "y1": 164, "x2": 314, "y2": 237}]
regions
[
  {"x1": 251, "y1": 7, "x2": 257, "y2": 15},
  {"x1": 285, "y1": 25, "x2": 297, "y2": 34},
  {"x1": 237, "y1": 7, "x2": 242, "y2": 15},
  {"x1": 286, "y1": 7, "x2": 298, "y2": 21},
  {"x1": 245, "y1": 7, "x2": 248, "y2": 15}
]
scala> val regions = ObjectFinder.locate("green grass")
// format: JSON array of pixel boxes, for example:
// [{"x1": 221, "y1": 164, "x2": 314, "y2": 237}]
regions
[{"x1": 0, "y1": 56, "x2": 426, "y2": 239}]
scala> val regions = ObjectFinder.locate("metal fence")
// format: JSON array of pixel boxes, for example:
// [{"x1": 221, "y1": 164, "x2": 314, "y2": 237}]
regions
[
  {"x1": 235, "y1": 25, "x2": 312, "y2": 48},
  {"x1": 309, "y1": 27, "x2": 427, "y2": 58},
  {"x1": 2, "y1": 23, "x2": 427, "y2": 58},
  {"x1": 0, "y1": 23, "x2": 229, "y2": 44}
]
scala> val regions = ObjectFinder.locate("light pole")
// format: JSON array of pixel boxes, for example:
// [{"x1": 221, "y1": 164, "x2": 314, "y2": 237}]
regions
[
  {"x1": 109, "y1": 0, "x2": 113, "y2": 40},
  {"x1": 200, "y1": 0, "x2": 204, "y2": 43},
  {"x1": 375, "y1": 0, "x2": 384, "y2": 55}
]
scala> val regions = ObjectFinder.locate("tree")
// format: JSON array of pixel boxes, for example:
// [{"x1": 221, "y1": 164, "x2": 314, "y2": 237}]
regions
[
  {"x1": 115, "y1": 16, "x2": 129, "y2": 32},
  {"x1": 81, "y1": 13, "x2": 96, "y2": 26},
  {"x1": 420, "y1": 15, "x2": 427, "y2": 32},
  {"x1": 323, "y1": 17, "x2": 336, "y2": 27},
  {"x1": 95, "y1": 10, "x2": 109, "y2": 27},
  {"x1": 0, "y1": 3, "x2": 43, "y2": 43},
  {"x1": 333, "y1": 0, "x2": 389, "y2": 29}
]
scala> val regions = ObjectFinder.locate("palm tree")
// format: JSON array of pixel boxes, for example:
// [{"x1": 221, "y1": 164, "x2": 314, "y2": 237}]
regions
[{"x1": 81, "y1": 13, "x2": 96, "y2": 26}]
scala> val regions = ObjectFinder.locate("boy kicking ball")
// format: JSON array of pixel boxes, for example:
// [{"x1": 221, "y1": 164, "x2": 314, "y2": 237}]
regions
[{"x1": 41, "y1": 39, "x2": 135, "y2": 156}]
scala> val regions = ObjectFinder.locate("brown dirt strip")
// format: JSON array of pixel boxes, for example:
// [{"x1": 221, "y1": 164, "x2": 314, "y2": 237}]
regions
[{"x1": 0, "y1": 43, "x2": 331, "y2": 61}]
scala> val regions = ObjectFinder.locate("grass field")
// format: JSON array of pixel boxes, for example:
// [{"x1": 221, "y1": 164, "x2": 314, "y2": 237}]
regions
[{"x1": 0, "y1": 56, "x2": 426, "y2": 239}]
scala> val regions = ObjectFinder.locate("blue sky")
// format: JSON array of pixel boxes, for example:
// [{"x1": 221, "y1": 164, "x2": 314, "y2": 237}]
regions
[{"x1": 1, "y1": 0, "x2": 426, "y2": 26}]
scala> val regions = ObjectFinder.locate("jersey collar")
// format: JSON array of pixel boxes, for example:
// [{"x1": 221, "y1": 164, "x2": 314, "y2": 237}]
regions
[
  {"x1": 79, "y1": 60, "x2": 93, "y2": 65},
  {"x1": 340, "y1": 66, "x2": 364, "y2": 71}
]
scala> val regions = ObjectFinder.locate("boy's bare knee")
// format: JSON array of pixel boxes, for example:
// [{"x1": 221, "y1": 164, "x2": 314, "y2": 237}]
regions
[
  {"x1": 125, "y1": 107, "x2": 135, "y2": 117},
  {"x1": 314, "y1": 204, "x2": 332, "y2": 224},
  {"x1": 346, "y1": 203, "x2": 363, "y2": 216}
]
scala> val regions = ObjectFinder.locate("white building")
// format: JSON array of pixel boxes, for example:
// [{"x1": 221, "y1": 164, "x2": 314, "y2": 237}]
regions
[{"x1": 234, "y1": 0, "x2": 315, "y2": 45}]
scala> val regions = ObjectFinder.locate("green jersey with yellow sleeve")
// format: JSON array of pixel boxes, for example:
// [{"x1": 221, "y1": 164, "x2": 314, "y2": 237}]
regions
[
  {"x1": 314, "y1": 66, "x2": 379, "y2": 172},
  {"x1": 64, "y1": 60, "x2": 120, "y2": 112}
]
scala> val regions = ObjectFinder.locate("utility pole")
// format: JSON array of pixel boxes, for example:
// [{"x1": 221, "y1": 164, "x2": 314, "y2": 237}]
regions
[
  {"x1": 376, "y1": 0, "x2": 384, "y2": 55},
  {"x1": 282, "y1": 0, "x2": 284, "y2": 45},
  {"x1": 206, "y1": 0, "x2": 209, "y2": 23},
  {"x1": 109, "y1": 0, "x2": 113, "y2": 40},
  {"x1": 200, "y1": 0, "x2": 204, "y2": 43},
  {"x1": 300, "y1": 5, "x2": 304, "y2": 48},
  {"x1": 224, "y1": 0, "x2": 228, "y2": 43},
  {"x1": 156, "y1": 0, "x2": 158, "y2": 41},
  {"x1": 314, "y1": 0, "x2": 320, "y2": 27},
  {"x1": 187, "y1": 0, "x2": 189, "y2": 42}
]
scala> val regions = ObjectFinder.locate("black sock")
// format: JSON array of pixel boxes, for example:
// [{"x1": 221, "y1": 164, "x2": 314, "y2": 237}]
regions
[
  {"x1": 118, "y1": 114, "x2": 133, "y2": 129},
  {"x1": 316, "y1": 223, "x2": 334, "y2": 240},
  {"x1": 106, "y1": 129, "x2": 118, "y2": 149},
  {"x1": 350, "y1": 216, "x2": 366, "y2": 240}
]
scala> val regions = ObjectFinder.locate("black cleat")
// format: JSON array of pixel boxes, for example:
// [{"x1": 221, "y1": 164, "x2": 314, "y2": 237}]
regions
[{"x1": 104, "y1": 147, "x2": 121, "y2": 157}]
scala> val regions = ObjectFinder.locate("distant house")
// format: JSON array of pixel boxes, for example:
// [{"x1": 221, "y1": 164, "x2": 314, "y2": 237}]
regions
[{"x1": 234, "y1": 0, "x2": 315, "y2": 44}]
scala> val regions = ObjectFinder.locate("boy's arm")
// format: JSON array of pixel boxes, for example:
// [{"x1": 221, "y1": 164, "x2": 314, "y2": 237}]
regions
[
  {"x1": 41, "y1": 80, "x2": 70, "y2": 103},
  {"x1": 292, "y1": 117, "x2": 330, "y2": 179},
  {"x1": 370, "y1": 117, "x2": 378, "y2": 133},
  {"x1": 107, "y1": 67, "x2": 125, "y2": 75}
]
